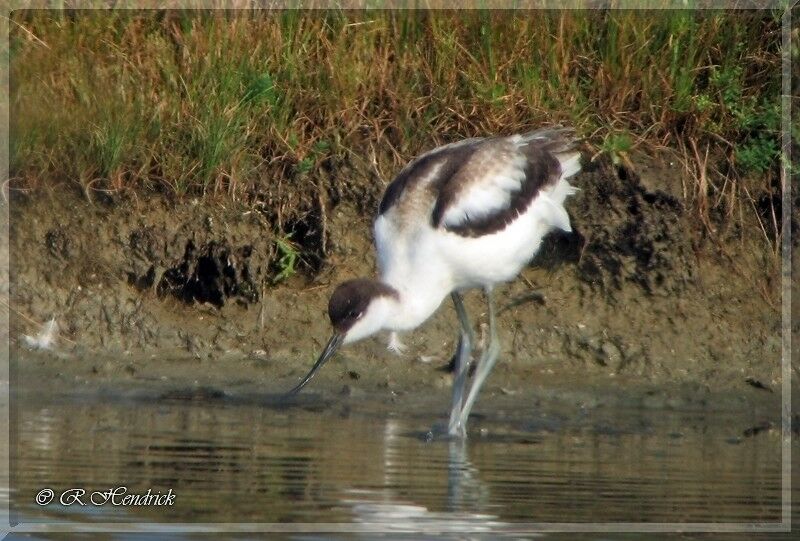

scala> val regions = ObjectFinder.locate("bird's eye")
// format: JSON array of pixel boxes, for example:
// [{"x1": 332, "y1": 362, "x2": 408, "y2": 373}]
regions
[{"x1": 349, "y1": 310, "x2": 362, "y2": 319}]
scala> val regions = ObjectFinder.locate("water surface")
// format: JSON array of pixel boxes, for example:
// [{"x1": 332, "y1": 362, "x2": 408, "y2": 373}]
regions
[{"x1": 8, "y1": 386, "x2": 787, "y2": 537}]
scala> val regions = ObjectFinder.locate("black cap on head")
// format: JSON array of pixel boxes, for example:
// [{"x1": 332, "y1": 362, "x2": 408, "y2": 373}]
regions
[
  {"x1": 328, "y1": 278, "x2": 398, "y2": 333},
  {"x1": 285, "y1": 278, "x2": 398, "y2": 397}
]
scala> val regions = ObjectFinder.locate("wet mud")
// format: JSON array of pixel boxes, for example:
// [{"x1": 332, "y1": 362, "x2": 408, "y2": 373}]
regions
[{"x1": 7, "y1": 157, "x2": 791, "y2": 398}]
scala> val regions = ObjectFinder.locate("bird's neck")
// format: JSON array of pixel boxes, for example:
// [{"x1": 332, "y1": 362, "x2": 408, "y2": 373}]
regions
[{"x1": 380, "y1": 279, "x2": 450, "y2": 332}]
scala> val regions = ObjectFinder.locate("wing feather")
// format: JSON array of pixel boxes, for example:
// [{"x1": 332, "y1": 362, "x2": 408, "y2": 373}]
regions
[
  {"x1": 376, "y1": 128, "x2": 581, "y2": 240},
  {"x1": 433, "y1": 128, "x2": 580, "y2": 237}
]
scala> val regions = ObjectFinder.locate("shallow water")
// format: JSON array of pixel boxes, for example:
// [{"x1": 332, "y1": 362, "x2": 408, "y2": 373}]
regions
[{"x1": 7, "y1": 387, "x2": 790, "y2": 539}]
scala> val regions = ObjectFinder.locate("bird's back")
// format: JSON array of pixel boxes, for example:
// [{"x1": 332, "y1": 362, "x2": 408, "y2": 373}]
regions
[
  {"x1": 374, "y1": 128, "x2": 580, "y2": 320},
  {"x1": 374, "y1": 128, "x2": 580, "y2": 289},
  {"x1": 378, "y1": 129, "x2": 578, "y2": 229}
]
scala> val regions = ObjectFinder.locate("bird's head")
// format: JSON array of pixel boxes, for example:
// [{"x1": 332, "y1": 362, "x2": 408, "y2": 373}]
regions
[{"x1": 286, "y1": 278, "x2": 398, "y2": 395}]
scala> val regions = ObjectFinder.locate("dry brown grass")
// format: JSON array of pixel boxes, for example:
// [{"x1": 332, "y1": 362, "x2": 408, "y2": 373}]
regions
[{"x1": 9, "y1": 9, "x2": 784, "y2": 253}]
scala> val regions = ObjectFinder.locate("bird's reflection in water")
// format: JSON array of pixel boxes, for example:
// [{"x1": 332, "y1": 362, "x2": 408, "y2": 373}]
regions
[
  {"x1": 446, "y1": 438, "x2": 490, "y2": 514},
  {"x1": 340, "y1": 421, "x2": 507, "y2": 539}
]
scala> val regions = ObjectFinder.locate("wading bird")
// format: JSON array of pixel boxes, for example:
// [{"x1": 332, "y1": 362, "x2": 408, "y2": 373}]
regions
[{"x1": 287, "y1": 127, "x2": 581, "y2": 438}]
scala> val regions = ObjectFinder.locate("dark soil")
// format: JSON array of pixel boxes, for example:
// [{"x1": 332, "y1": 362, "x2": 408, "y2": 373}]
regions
[{"x1": 7, "y1": 156, "x2": 788, "y2": 398}]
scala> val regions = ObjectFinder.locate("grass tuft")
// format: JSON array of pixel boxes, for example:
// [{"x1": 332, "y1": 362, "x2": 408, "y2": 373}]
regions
[{"x1": 9, "y1": 8, "x2": 784, "y2": 251}]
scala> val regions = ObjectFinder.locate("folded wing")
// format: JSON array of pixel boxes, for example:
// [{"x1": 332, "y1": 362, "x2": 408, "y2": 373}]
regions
[{"x1": 433, "y1": 128, "x2": 580, "y2": 237}]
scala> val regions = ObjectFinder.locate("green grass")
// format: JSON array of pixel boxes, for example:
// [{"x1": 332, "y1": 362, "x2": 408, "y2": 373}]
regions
[
  {"x1": 601, "y1": 132, "x2": 633, "y2": 167},
  {"x1": 272, "y1": 235, "x2": 299, "y2": 284},
  {"x1": 9, "y1": 9, "x2": 783, "y2": 241}
]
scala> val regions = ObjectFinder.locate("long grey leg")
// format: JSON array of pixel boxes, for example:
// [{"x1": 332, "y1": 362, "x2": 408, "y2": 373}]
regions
[
  {"x1": 457, "y1": 286, "x2": 501, "y2": 434},
  {"x1": 448, "y1": 292, "x2": 473, "y2": 437}
]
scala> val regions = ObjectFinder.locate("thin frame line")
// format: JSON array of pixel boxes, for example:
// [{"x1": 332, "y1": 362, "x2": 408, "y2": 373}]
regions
[{"x1": 1, "y1": 0, "x2": 792, "y2": 536}]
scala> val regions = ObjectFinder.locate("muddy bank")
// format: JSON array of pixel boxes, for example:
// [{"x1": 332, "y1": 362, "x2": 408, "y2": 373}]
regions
[{"x1": 8, "y1": 157, "x2": 788, "y2": 395}]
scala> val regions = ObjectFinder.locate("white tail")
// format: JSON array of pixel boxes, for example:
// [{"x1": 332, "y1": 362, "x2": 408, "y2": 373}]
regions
[{"x1": 557, "y1": 151, "x2": 582, "y2": 180}]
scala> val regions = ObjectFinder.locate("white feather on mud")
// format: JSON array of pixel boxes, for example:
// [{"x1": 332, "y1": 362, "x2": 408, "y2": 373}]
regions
[{"x1": 23, "y1": 317, "x2": 59, "y2": 350}]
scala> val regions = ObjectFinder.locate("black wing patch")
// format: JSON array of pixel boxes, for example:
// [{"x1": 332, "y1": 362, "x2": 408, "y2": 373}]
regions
[
  {"x1": 434, "y1": 143, "x2": 562, "y2": 238},
  {"x1": 378, "y1": 129, "x2": 577, "y2": 238},
  {"x1": 378, "y1": 139, "x2": 483, "y2": 216}
]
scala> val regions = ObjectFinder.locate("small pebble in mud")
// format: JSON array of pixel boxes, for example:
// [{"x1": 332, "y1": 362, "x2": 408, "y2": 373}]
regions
[
  {"x1": 600, "y1": 341, "x2": 624, "y2": 371},
  {"x1": 433, "y1": 376, "x2": 451, "y2": 389}
]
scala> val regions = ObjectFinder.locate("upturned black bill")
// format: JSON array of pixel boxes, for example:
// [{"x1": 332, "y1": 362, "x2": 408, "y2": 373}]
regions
[{"x1": 285, "y1": 333, "x2": 344, "y2": 396}]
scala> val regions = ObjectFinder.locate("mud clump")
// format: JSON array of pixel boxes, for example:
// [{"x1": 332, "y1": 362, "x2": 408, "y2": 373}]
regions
[
  {"x1": 126, "y1": 220, "x2": 269, "y2": 308},
  {"x1": 570, "y1": 161, "x2": 693, "y2": 296},
  {"x1": 151, "y1": 239, "x2": 258, "y2": 307},
  {"x1": 7, "y1": 159, "x2": 781, "y2": 392},
  {"x1": 44, "y1": 227, "x2": 71, "y2": 260},
  {"x1": 10, "y1": 195, "x2": 285, "y2": 353}
]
